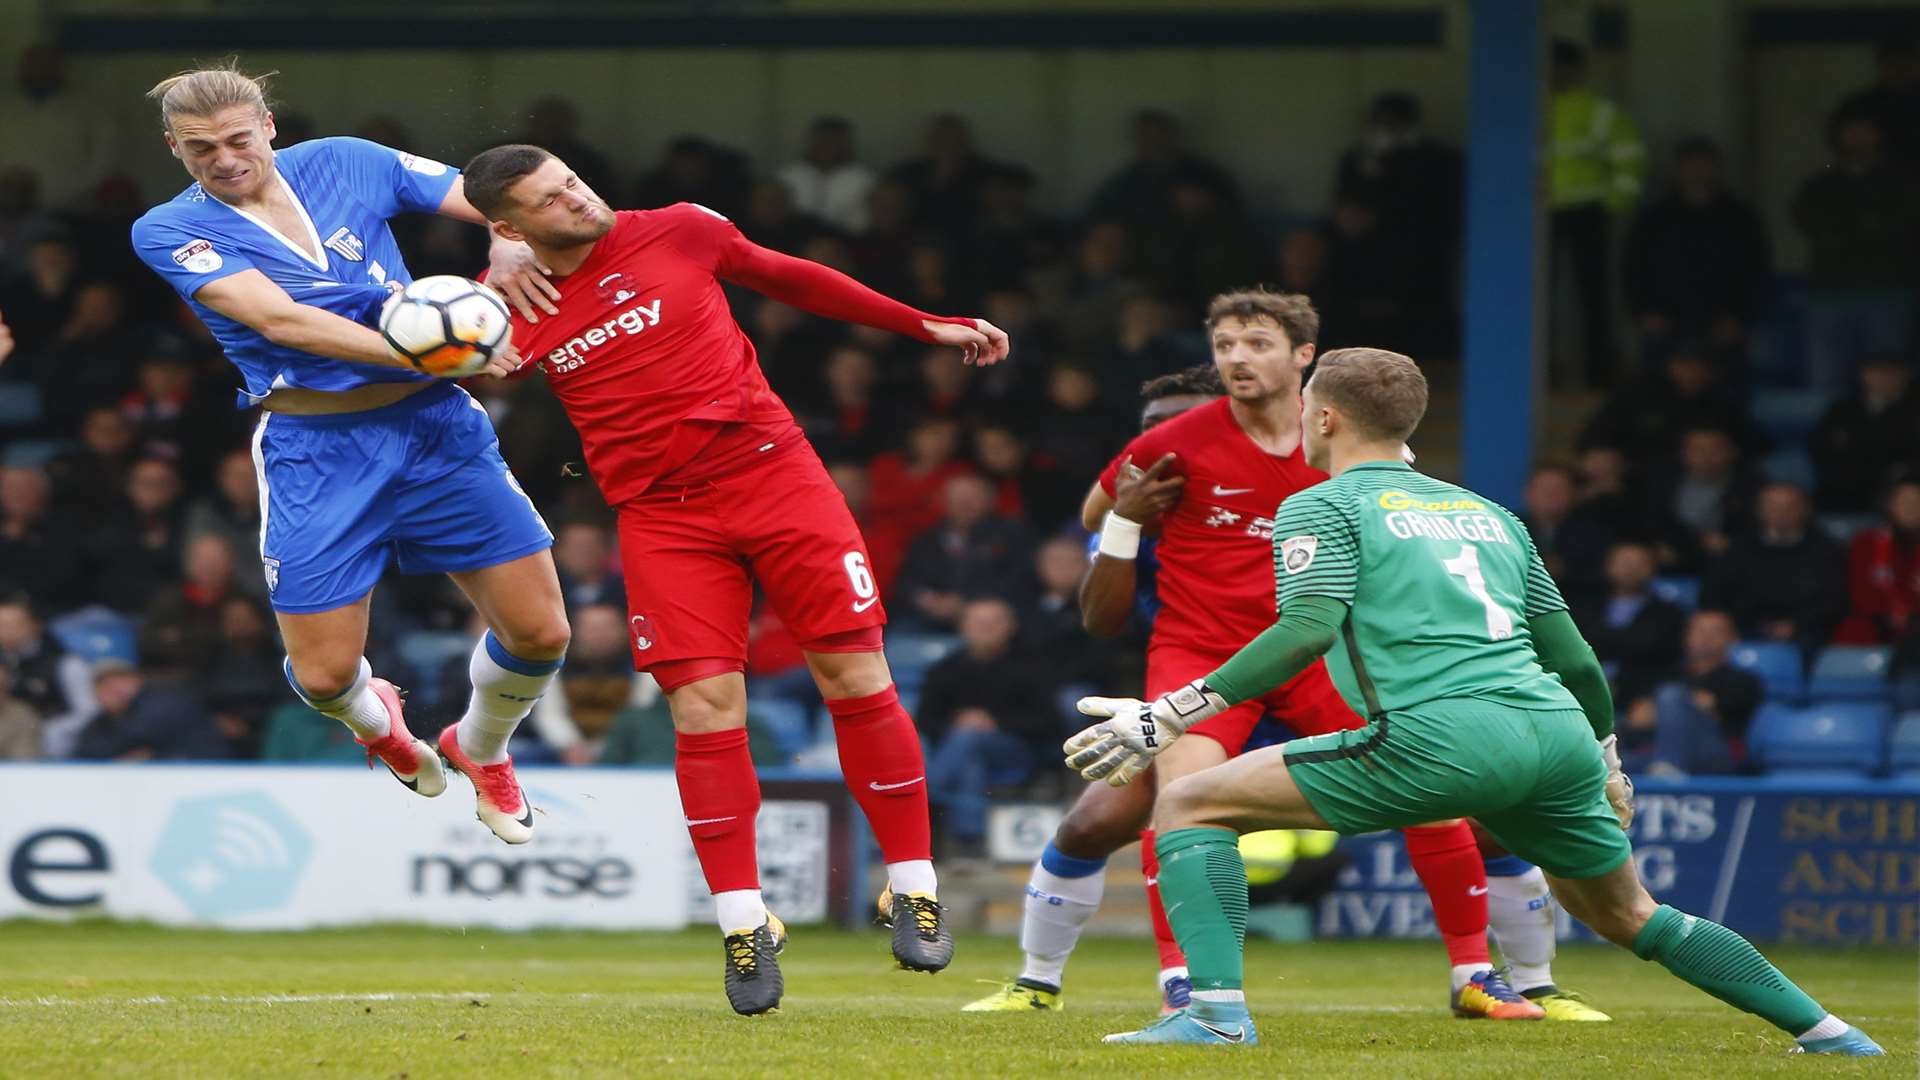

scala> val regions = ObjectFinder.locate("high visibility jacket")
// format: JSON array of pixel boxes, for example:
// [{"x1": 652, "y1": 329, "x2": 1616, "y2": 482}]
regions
[{"x1": 1548, "y1": 86, "x2": 1646, "y2": 212}]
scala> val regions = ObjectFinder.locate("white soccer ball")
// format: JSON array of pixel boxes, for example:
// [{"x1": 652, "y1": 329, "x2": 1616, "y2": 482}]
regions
[{"x1": 378, "y1": 275, "x2": 512, "y2": 378}]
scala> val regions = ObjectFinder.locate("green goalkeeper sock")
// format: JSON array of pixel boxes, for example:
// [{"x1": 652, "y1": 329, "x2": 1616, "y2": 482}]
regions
[
  {"x1": 1154, "y1": 827, "x2": 1249, "y2": 994},
  {"x1": 1633, "y1": 904, "x2": 1827, "y2": 1035}
]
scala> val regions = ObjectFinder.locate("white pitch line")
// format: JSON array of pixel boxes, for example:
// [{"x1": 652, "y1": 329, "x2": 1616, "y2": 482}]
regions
[{"x1": 0, "y1": 992, "x2": 495, "y2": 1008}]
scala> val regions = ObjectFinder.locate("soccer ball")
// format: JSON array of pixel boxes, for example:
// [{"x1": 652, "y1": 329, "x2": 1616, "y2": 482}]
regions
[{"x1": 379, "y1": 275, "x2": 512, "y2": 378}]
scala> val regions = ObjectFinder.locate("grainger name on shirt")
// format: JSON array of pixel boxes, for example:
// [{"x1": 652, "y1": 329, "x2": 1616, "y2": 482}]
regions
[{"x1": 544, "y1": 298, "x2": 663, "y2": 373}]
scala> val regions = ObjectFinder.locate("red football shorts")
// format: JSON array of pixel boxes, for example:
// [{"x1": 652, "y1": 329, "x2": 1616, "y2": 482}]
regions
[
  {"x1": 1145, "y1": 641, "x2": 1362, "y2": 755},
  {"x1": 616, "y1": 442, "x2": 886, "y2": 675}
]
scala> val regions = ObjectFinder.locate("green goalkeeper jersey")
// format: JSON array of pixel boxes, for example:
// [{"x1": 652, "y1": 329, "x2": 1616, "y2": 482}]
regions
[{"x1": 1273, "y1": 460, "x2": 1578, "y2": 717}]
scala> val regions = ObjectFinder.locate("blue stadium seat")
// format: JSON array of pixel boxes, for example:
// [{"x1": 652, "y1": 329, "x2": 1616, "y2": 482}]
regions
[
  {"x1": 47, "y1": 607, "x2": 139, "y2": 665},
  {"x1": 1729, "y1": 641, "x2": 1803, "y2": 704},
  {"x1": 1806, "y1": 645, "x2": 1892, "y2": 702},
  {"x1": 884, "y1": 631, "x2": 961, "y2": 715},
  {"x1": 0, "y1": 439, "x2": 61, "y2": 468},
  {"x1": 1748, "y1": 702, "x2": 1890, "y2": 776},
  {"x1": 0, "y1": 382, "x2": 42, "y2": 428},
  {"x1": 394, "y1": 630, "x2": 480, "y2": 707},
  {"x1": 1750, "y1": 389, "x2": 1829, "y2": 443},
  {"x1": 1891, "y1": 712, "x2": 1920, "y2": 779},
  {"x1": 1651, "y1": 576, "x2": 1700, "y2": 610},
  {"x1": 1760, "y1": 448, "x2": 1816, "y2": 492}
]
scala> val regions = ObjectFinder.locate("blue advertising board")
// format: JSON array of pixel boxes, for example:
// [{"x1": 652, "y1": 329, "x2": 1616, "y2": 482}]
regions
[{"x1": 1315, "y1": 778, "x2": 1920, "y2": 945}]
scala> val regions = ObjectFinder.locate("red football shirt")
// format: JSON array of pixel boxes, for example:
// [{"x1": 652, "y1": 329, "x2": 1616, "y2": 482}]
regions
[
  {"x1": 501, "y1": 203, "x2": 960, "y2": 504},
  {"x1": 1098, "y1": 397, "x2": 1327, "y2": 654}
]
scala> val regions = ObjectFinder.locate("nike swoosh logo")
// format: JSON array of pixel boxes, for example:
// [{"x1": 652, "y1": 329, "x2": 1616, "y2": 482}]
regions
[
  {"x1": 686, "y1": 815, "x2": 739, "y2": 826},
  {"x1": 869, "y1": 777, "x2": 924, "y2": 791},
  {"x1": 1212, "y1": 485, "x2": 1254, "y2": 496},
  {"x1": 1191, "y1": 1018, "x2": 1247, "y2": 1043},
  {"x1": 1468, "y1": 885, "x2": 1489, "y2": 896},
  {"x1": 852, "y1": 596, "x2": 880, "y2": 613}
]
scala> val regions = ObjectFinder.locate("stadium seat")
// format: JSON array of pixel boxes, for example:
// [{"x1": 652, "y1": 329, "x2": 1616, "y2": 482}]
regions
[
  {"x1": 1748, "y1": 702, "x2": 1890, "y2": 775},
  {"x1": 1749, "y1": 388, "x2": 1828, "y2": 444},
  {"x1": 1651, "y1": 576, "x2": 1700, "y2": 610},
  {"x1": 0, "y1": 439, "x2": 61, "y2": 468},
  {"x1": 260, "y1": 703, "x2": 365, "y2": 763},
  {"x1": 1890, "y1": 712, "x2": 1920, "y2": 779},
  {"x1": 883, "y1": 631, "x2": 961, "y2": 699},
  {"x1": 394, "y1": 630, "x2": 480, "y2": 707},
  {"x1": 1894, "y1": 672, "x2": 1920, "y2": 712},
  {"x1": 1729, "y1": 641, "x2": 1803, "y2": 704},
  {"x1": 1806, "y1": 645, "x2": 1892, "y2": 702},
  {"x1": 47, "y1": 607, "x2": 139, "y2": 665},
  {"x1": 1760, "y1": 447, "x2": 1816, "y2": 492},
  {"x1": 0, "y1": 382, "x2": 42, "y2": 428}
]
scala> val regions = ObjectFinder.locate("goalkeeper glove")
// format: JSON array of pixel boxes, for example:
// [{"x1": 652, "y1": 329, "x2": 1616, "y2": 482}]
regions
[
  {"x1": 1599, "y1": 733, "x2": 1635, "y2": 829},
  {"x1": 1064, "y1": 678, "x2": 1230, "y2": 786}
]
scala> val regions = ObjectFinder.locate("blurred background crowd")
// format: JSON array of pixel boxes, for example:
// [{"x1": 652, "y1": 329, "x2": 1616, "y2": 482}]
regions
[{"x1": 0, "y1": 35, "x2": 1916, "y2": 850}]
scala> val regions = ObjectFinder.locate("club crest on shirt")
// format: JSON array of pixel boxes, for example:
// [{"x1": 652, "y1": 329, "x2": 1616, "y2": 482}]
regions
[
  {"x1": 171, "y1": 239, "x2": 222, "y2": 274},
  {"x1": 629, "y1": 613, "x2": 655, "y2": 651},
  {"x1": 596, "y1": 272, "x2": 637, "y2": 305},
  {"x1": 262, "y1": 557, "x2": 281, "y2": 593},
  {"x1": 1281, "y1": 535, "x2": 1318, "y2": 574},
  {"x1": 324, "y1": 227, "x2": 364, "y2": 262}
]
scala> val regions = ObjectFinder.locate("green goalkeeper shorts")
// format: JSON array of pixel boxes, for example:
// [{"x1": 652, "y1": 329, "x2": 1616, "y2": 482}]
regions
[{"x1": 1281, "y1": 701, "x2": 1632, "y2": 880}]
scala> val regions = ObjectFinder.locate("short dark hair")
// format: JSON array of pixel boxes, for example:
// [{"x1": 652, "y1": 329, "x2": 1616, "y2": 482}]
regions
[
  {"x1": 1309, "y1": 347, "x2": 1428, "y2": 443},
  {"x1": 1205, "y1": 287, "x2": 1319, "y2": 348},
  {"x1": 462, "y1": 144, "x2": 553, "y2": 218},
  {"x1": 1140, "y1": 364, "x2": 1224, "y2": 402}
]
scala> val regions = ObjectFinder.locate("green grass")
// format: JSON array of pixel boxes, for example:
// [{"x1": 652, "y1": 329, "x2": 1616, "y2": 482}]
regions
[{"x1": 0, "y1": 922, "x2": 1912, "y2": 1078}]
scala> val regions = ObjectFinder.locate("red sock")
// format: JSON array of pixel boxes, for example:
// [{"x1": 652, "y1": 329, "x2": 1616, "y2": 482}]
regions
[
  {"x1": 1403, "y1": 821, "x2": 1490, "y2": 968},
  {"x1": 675, "y1": 728, "x2": 761, "y2": 893},
  {"x1": 1140, "y1": 828, "x2": 1187, "y2": 972},
  {"x1": 827, "y1": 684, "x2": 932, "y2": 863}
]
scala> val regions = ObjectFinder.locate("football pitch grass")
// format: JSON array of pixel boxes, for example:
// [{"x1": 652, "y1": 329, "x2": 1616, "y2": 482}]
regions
[{"x1": 0, "y1": 922, "x2": 1912, "y2": 1078}]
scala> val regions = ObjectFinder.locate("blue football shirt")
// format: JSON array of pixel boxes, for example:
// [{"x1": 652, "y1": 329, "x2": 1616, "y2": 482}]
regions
[{"x1": 131, "y1": 137, "x2": 460, "y2": 403}]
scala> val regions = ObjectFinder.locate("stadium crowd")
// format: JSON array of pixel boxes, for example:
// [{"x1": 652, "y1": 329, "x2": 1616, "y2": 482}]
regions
[{"x1": 0, "y1": 39, "x2": 1916, "y2": 850}]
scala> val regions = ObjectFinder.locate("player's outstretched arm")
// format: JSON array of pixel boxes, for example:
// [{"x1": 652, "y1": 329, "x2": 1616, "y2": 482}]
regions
[
  {"x1": 1204, "y1": 595, "x2": 1345, "y2": 705},
  {"x1": 716, "y1": 234, "x2": 1009, "y2": 366},
  {"x1": 196, "y1": 270, "x2": 517, "y2": 376}
]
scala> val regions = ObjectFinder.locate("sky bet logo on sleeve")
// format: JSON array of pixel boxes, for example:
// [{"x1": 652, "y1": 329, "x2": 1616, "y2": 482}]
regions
[{"x1": 150, "y1": 792, "x2": 313, "y2": 919}]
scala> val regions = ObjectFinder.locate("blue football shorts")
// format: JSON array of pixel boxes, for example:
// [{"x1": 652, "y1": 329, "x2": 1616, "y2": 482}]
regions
[{"x1": 249, "y1": 382, "x2": 553, "y2": 614}]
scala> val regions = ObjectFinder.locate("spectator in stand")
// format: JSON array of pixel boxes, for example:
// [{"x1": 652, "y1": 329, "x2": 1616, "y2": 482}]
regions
[
  {"x1": 71, "y1": 659, "x2": 225, "y2": 762},
  {"x1": 1546, "y1": 39, "x2": 1646, "y2": 387},
  {"x1": 1644, "y1": 426, "x2": 1762, "y2": 571},
  {"x1": 202, "y1": 594, "x2": 279, "y2": 759},
  {"x1": 1090, "y1": 109, "x2": 1240, "y2": 230},
  {"x1": 632, "y1": 135, "x2": 751, "y2": 221},
  {"x1": 826, "y1": 459, "x2": 905, "y2": 597},
  {"x1": 84, "y1": 455, "x2": 187, "y2": 613},
  {"x1": 1836, "y1": 478, "x2": 1920, "y2": 645},
  {"x1": 512, "y1": 96, "x2": 614, "y2": 196},
  {"x1": 1579, "y1": 348, "x2": 1763, "y2": 473},
  {"x1": 919, "y1": 597, "x2": 1054, "y2": 855},
  {"x1": 961, "y1": 164, "x2": 1065, "y2": 294},
  {"x1": 0, "y1": 594, "x2": 90, "y2": 756},
  {"x1": 139, "y1": 532, "x2": 238, "y2": 674},
  {"x1": 552, "y1": 519, "x2": 624, "y2": 614},
  {"x1": 804, "y1": 344, "x2": 891, "y2": 460},
  {"x1": 184, "y1": 446, "x2": 266, "y2": 600},
  {"x1": 850, "y1": 179, "x2": 917, "y2": 296},
  {"x1": 894, "y1": 473, "x2": 1034, "y2": 630},
  {"x1": 1810, "y1": 354, "x2": 1920, "y2": 512},
  {"x1": 0, "y1": 664, "x2": 36, "y2": 759},
  {"x1": 778, "y1": 116, "x2": 876, "y2": 235},
  {"x1": 867, "y1": 416, "x2": 974, "y2": 592},
  {"x1": 47, "y1": 405, "x2": 137, "y2": 527},
  {"x1": 915, "y1": 343, "x2": 981, "y2": 420},
  {"x1": 1056, "y1": 221, "x2": 1140, "y2": 353},
  {"x1": 1835, "y1": 35, "x2": 1920, "y2": 175},
  {"x1": 1791, "y1": 108, "x2": 1920, "y2": 389},
  {"x1": 1578, "y1": 540, "x2": 1686, "y2": 709},
  {"x1": 889, "y1": 113, "x2": 995, "y2": 239},
  {"x1": 0, "y1": 221, "x2": 79, "y2": 357},
  {"x1": 532, "y1": 602, "x2": 637, "y2": 765},
  {"x1": 20, "y1": 278, "x2": 141, "y2": 432},
  {"x1": 1142, "y1": 168, "x2": 1263, "y2": 313},
  {"x1": 117, "y1": 334, "x2": 209, "y2": 462},
  {"x1": 0, "y1": 463, "x2": 84, "y2": 613},
  {"x1": 739, "y1": 177, "x2": 838, "y2": 256},
  {"x1": 1019, "y1": 534, "x2": 1113, "y2": 687},
  {"x1": 1316, "y1": 192, "x2": 1418, "y2": 353},
  {"x1": 1622, "y1": 137, "x2": 1772, "y2": 366},
  {"x1": 1624, "y1": 610, "x2": 1764, "y2": 776},
  {"x1": 1028, "y1": 364, "x2": 1120, "y2": 493},
  {"x1": 1703, "y1": 482, "x2": 1847, "y2": 653},
  {"x1": 1335, "y1": 91, "x2": 1464, "y2": 342},
  {"x1": 1523, "y1": 463, "x2": 1617, "y2": 609},
  {"x1": 973, "y1": 422, "x2": 1075, "y2": 535}
]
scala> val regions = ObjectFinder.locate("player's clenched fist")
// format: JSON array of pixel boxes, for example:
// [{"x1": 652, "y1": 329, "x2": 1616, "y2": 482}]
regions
[{"x1": 1064, "y1": 678, "x2": 1229, "y2": 786}]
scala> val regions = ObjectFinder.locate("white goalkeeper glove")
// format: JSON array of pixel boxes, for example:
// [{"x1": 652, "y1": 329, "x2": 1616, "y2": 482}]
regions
[
  {"x1": 1599, "y1": 733, "x2": 1635, "y2": 830},
  {"x1": 1064, "y1": 678, "x2": 1230, "y2": 786}
]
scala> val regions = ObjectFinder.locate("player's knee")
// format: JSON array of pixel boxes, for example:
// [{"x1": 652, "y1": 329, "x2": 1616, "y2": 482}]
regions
[
  {"x1": 497, "y1": 615, "x2": 571, "y2": 661},
  {"x1": 1154, "y1": 774, "x2": 1213, "y2": 831},
  {"x1": 665, "y1": 674, "x2": 747, "y2": 734},
  {"x1": 287, "y1": 654, "x2": 361, "y2": 703}
]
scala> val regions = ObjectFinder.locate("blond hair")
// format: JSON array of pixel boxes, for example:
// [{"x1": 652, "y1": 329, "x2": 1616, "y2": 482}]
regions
[
  {"x1": 146, "y1": 60, "x2": 274, "y2": 132},
  {"x1": 1310, "y1": 347, "x2": 1428, "y2": 443}
]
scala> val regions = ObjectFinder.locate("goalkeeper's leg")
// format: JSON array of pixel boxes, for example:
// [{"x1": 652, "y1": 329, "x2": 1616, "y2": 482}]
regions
[{"x1": 1549, "y1": 858, "x2": 1881, "y2": 1055}]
